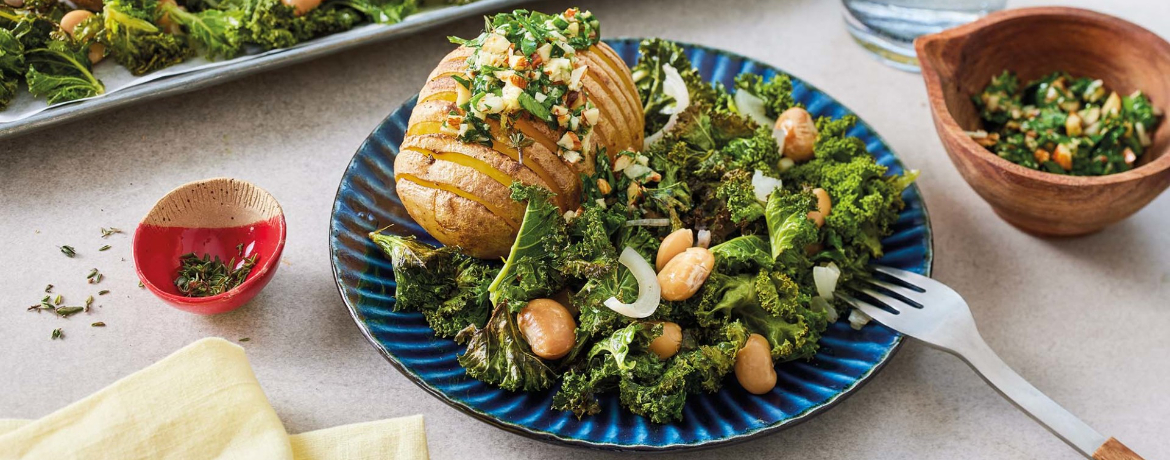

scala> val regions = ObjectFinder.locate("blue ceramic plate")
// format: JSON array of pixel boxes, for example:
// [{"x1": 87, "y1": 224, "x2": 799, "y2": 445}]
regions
[{"x1": 330, "y1": 38, "x2": 933, "y2": 451}]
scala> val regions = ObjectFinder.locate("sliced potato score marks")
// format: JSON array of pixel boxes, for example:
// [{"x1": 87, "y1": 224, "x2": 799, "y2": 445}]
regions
[
  {"x1": 403, "y1": 147, "x2": 516, "y2": 188},
  {"x1": 590, "y1": 44, "x2": 638, "y2": 96},
  {"x1": 419, "y1": 91, "x2": 458, "y2": 104},
  {"x1": 403, "y1": 117, "x2": 569, "y2": 210},
  {"x1": 581, "y1": 51, "x2": 640, "y2": 132},
  {"x1": 395, "y1": 173, "x2": 521, "y2": 230},
  {"x1": 487, "y1": 137, "x2": 567, "y2": 210},
  {"x1": 428, "y1": 71, "x2": 462, "y2": 83},
  {"x1": 406, "y1": 121, "x2": 444, "y2": 136}
]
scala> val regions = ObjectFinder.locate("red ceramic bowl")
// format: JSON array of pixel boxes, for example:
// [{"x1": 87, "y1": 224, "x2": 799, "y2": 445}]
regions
[{"x1": 133, "y1": 178, "x2": 286, "y2": 315}]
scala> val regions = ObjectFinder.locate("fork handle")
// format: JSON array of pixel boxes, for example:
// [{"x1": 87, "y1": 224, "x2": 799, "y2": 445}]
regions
[
  {"x1": 954, "y1": 338, "x2": 1143, "y2": 459},
  {"x1": 1093, "y1": 438, "x2": 1144, "y2": 460}
]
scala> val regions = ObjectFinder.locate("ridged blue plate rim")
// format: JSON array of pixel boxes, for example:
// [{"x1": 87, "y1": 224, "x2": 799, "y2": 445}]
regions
[{"x1": 329, "y1": 38, "x2": 934, "y2": 452}]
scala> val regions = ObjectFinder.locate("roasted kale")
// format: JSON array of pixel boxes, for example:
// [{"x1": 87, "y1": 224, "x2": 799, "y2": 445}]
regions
[
  {"x1": 371, "y1": 34, "x2": 919, "y2": 423},
  {"x1": 102, "y1": 0, "x2": 194, "y2": 75},
  {"x1": 0, "y1": 0, "x2": 425, "y2": 111},
  {"x1": 25, "y1": 38, "x2": 104, "y2": 103},
  {"x1": 487, "y1": 183, "x2": 568, "y2": 312},
  {"x1": 455, "y1": 303, "x2": 557, "y2": 392},
  {"x1": 369, "y1": 233, "x2": 494, "y2": 338}
]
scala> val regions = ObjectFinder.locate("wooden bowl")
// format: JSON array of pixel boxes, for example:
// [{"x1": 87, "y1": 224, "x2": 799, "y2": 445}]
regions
[
  {"x1": 133, "y1": 178, "x2": 286, "y2": 315},
  {"x1": 916, "y1": 7, "x2": 1170, "y2": 235}
]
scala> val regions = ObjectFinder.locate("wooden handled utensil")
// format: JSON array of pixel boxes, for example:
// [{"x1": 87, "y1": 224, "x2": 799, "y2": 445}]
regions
[{"x1": 841, "y1": 266, "x2": 1143, "y2": 459}]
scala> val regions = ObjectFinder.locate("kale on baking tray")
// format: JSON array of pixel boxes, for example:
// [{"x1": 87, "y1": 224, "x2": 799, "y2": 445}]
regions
[
  {"x1": 0, "y1": 0, "x2": 435, "y2": 111},
  {"x1": 158, "y1": 1, "x2": 246, "y2": 59},
  {"x1": 0, "y1": 27, "x2": 24, "y2": 109},
  {"x1": 25, "y1": 37, "x2": 104, "y2": 103},
  {"x1": 102, "y1": 0, "x2": 195, "y2": 75}
]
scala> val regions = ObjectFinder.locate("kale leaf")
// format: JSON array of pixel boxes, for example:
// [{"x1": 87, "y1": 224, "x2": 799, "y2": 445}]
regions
[
  {"x1": 160, "y1": 3, "x2": 246, "y2": 59},
  {"x1": 488, "y1": 183, "x2": 568, "y2": 311},
  {"x1": 695, "y1": 270, "x2": 825, "y2": 361},
  {"x1": 25, "y1": 39, "x2": 104, "y2": 104},
  {"x1": 369, "y1": 233, "x2": 494, "y2": 338},
  {"x1": 715, "y1": 169, "x2": 765, "y2": 225},
  {"x1": 764, "y1": 188, "x2": 817, "y2": 268},
  {"x1": 456, "y1": 303, "x2": 557, "y2": 392},
  {"x1": 733, "y1": 73, "x2": 796, "y2": 119},
  {"x1": 709, "y1": 234, "x2": 772, "y2": 273},
  {"x1": 103, "y1": 0, "x2": 195, "y2": 75}
]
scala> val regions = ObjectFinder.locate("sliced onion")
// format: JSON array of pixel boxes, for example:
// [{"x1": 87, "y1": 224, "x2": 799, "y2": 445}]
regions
[
  {"x1": 643, "y1": 112, "x2": 680, "y2": 149},
  {"x1": 660, "y1": 64, "x2": 690, "y2": 115},
  {"x1": 603, "y1": 247, "x2": 661, "y2": 318},
  {"x1": 848, "y1": 308, "x2": 872, "y2": 330},
  {"x1": 771, "y1": 126, "x2": 787, "y2": 155},
  {"x1": 624, "y1": 218, "x2": 671, "y2": 227},
  {"x1": 811, "y1": 296, "x2": 838, "y2": 323},
  {"x1": 734, "y1": 90, "x2": 773, "y2": 127},
  {"x1": 813, "y1": 262, "x2": 841, "y2": 300},
  {"x1": 696, "y1": 229, "x2": 711, "y2": 249},
  {"x1": 751, "y1": 169, "x2": 782, "y2": 203}
]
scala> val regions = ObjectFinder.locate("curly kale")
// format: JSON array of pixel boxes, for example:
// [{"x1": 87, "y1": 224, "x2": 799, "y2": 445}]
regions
[
  {"x1": 734, "y1": 73, "x2": 796, "y2": 119},
  {"x1": 159, "y1": 2, "x2": 246, "y2": 59},
  {"x1": 331, "y1": 0, "x2": 415, "y2": 24},
  {"x1": 552, "y1": 351, "x2": 625, "y2": 418},
  {"x1": 787, "y1": 115, "x2": 917, "y2": 259},
  {"x1": 25, "y1": 38, "x2": 104, "y2": 103},
  {"x1": 103, "y1": 0, "x2": 194, "y2": 75},
  {"x1": 368, "y1": 233, "x2": 494, "y2": 338},
  {"x1": 764, "y1": 188, "x2": 817, "y2": 269},
  {"x1": 560, "y1": 204, "x2": 619, "y2": 279},
  {"x1": 618, "y1": 321, "x2": 745, "y2": 423},
  {"x1": 709, "y1": 235, "x2": 772, "y2": 273},
  {"x1": 587, "y1": 322, "x2": 661, "y2": 371},
  {"x1": 0, "y1": 28, "x2": 25, "y2": 109},
  {"x1": 724, "y1": 126, "x2": 781, "y2": 173},
  {"x1": 488, "y1": 183, "x2": 568, "y2": 311},
  {"x1": 715, "y1": 169, "x2": 764, "y2": 225},
  {"x1": 632, "y1": 38, "x2": 720, "y2": 135},
  {"x1": 234, "y1": 0, "x2": 361, "y2": 50},
  {"x1": 556, "y1": 321, "x2": 744, "y2": 423},
  {"x1": 456, "y1": 303, "x2": 557, "y2": 392},
  {"x1": 571, "y1": 225, "x2": 657, "y2": 347},
  {"x1": 695, "y1": 270, "x2": 825, "y2": 361},
  {"x1": 3, "y1": 9, "x2": 96, "y2": 106}
]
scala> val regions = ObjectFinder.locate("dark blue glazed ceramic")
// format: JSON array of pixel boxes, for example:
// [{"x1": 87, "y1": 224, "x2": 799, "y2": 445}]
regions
[{"x1": 329, "y1": 38, "x2": 933, "y2": 451}]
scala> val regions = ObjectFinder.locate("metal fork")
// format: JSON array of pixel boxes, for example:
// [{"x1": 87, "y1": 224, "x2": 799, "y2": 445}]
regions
[{"x1": 839, "y1": 266, "x2": 1143, "y2": 460}]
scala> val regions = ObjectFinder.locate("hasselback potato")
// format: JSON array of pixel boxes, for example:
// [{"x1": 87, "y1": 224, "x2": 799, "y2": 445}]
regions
[{"x1": 395, "y1": 20, "x2": 644, "y2": 259}]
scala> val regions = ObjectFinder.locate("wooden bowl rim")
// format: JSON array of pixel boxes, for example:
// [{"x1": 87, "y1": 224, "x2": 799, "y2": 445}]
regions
[
  {"x1": 916, "y1": 6, "x2": 1170, "y2": 187},
  {"x1": 134, "y1": 177, "x2": 287, "y2": 308}
]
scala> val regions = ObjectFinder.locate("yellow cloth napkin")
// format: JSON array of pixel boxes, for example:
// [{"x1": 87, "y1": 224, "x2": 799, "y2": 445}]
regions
[{"x1": 0, "y1": 338, "x2": 428, "y2": 460}]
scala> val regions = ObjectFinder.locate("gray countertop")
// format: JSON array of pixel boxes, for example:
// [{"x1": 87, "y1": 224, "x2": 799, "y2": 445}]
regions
[{"x1": 2, "y1": 0, "x2": 1167, "y2": 458}]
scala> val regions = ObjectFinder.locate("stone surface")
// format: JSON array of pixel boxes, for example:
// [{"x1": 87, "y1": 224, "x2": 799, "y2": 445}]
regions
[{"x1": 1, "y1": 0, "x2": 1167, "y2": 459}]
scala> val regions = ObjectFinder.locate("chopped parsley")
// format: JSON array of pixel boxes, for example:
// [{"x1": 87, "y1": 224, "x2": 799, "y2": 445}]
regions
[
  {"x1": 445, "y1": 8, "x2": 602, "y2": 165},
  {"x1": 972, "y1": 70, "x2": 1161, "y2": 175}
]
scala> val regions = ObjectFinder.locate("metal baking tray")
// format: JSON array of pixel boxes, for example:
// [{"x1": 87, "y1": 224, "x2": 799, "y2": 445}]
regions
[{"x1": 0, "y1": 0, "x2": 530, "y2": 141}]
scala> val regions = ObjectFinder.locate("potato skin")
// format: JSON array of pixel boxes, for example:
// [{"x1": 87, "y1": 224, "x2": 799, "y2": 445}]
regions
[
  {"x1": 396, "y1": 42, "x2": 644, "y2": 258},
  {"x1": 395, "y1": 179, "x2": 518, "y2": 260}
]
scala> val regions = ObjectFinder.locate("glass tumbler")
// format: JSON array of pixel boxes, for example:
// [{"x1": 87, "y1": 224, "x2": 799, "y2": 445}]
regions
[{"x1": 843, "y1": 0, "x2": 1007, "y2": 72}]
